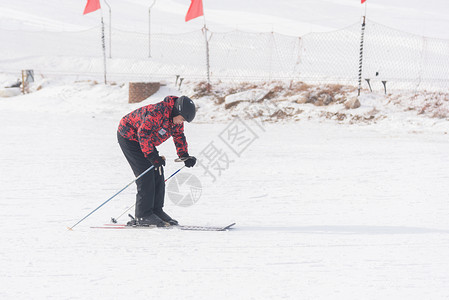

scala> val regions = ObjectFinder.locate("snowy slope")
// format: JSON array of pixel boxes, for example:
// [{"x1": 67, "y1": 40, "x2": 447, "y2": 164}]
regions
[
  {"x1": 1, "y1": 0, "x2": 449, "y2": 87},
  {"x1": 1, "y1": 79, "x2": 449, "y2": 299},
  {"x1": 1, "y1": 93, "x2": 449, "y2": 299},
  {"x1": 1, "y1": 0, "x2": 449, "y2": 38}
]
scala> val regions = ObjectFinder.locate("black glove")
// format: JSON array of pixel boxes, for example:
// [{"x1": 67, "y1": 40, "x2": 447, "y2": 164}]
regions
[
  {"x1": 148, "y1": 152, "x2": 166, "y2": 168},
  {"x1": 181, "y1": 154, "x2": 197, "y2": 168}
]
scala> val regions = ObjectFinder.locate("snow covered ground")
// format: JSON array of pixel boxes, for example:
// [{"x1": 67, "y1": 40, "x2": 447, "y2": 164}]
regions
[
  {"x1": 1, "y1": 81, "x2": 449, "y2": 299},
  {"x1": 1, "y1": 0, "x2": 449, "y2": 299},
  {"x1": 2, "y1": 0, "x2": 449, "y2": 38}
]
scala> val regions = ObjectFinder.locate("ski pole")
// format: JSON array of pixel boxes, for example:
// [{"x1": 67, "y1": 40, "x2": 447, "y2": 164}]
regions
[
  {"x1": 67, "y1": 165, "x2": 155, "y2": 230},
  {"x1": 110, "y1": 165, "x2": 186, "y2": 223}
]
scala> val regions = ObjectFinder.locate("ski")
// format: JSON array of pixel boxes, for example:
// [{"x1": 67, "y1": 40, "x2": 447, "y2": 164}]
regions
[
  {"x1": 179, "y1": 223, "x2": 236, "y2": 231},
  {"x1": 91, "y1": 222, "x2": 236, "y2": 231}
]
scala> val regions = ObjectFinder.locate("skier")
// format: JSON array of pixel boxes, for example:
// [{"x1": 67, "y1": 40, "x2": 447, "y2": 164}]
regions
[{"x1": 117, "y1": 95, "x2": 197, "y2": 227}]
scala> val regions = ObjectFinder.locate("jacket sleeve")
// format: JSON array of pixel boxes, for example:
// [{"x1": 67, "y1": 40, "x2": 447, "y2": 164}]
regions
[
  {"x1": 172, "y1": 123, "x2": 188, "y2": 157},
  {"x1": 137, "y1": 120, "x2": 158, "y2": 157}
]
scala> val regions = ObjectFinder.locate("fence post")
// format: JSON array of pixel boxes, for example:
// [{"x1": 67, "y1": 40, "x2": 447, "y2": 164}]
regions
[
  {"x1": 269, "y1": 32, "x2": 274, "y2": 81},
  {"x1": 416, "y1": 36, "x2": 427, "y2": 90},
  {"x1": 101, "y1": 17, "x2": 107, "y2": 84},
  {"x1": 202, "y1": 25, "x2": 211, "y2": 85},
  {"x1": 357, "y1": 16, "x2": 366, "y2": 96},
  {"x1": 148, "y1": 0, "x2": 157, "y2": 58},
  {"x1": 103, "y1": 0, "x2": 112, "y2": 58}
]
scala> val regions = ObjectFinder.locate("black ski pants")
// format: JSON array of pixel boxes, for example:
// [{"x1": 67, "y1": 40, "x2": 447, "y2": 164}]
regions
[{"x1": 117, "y1": 132, "x2": 165, "y2": 218}]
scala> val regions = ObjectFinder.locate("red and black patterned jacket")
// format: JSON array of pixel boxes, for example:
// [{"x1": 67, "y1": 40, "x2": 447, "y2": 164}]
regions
[{"x1": 117, "y1": 96, "x2": 188, "y2": 158}]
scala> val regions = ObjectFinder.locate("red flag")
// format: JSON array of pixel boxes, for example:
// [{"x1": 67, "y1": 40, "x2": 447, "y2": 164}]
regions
[
  {"x1": 83, "y1": 0, "x2": 101, "y2": 15},
  {"x1": 361, "y1": 0, "x2": 366, "y2": 3},
  {"x1": 185, "y1": 0, "x2": 204, "y2": 22}
]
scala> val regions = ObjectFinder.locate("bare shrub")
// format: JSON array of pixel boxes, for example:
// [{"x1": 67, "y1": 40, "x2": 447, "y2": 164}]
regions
[
  {"x1": 191, "y1": 81, "x2": 211, "y2": 98},
  {"x1": 367, "y1": 107, "x2": 380, "y2": 116},
  {"x1": 225, "y1": 100, "x2": 243, "y2": 110},
  {"x1": 418, "y1": 103, "x2": 432, "y2": 115},
  {"x1": 216, "y1": 96, "x2": 225, "y2": 105},
  {"x1": 432, "y1": 107, "x2": 449, "y2": 119},
  {"x1": 285, "y1": 81, "x2": 312, "y2": 96}
]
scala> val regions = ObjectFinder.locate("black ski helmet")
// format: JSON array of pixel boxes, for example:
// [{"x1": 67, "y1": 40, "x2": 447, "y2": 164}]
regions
[{"x1": 174, "y1": 96, "x2": 196, "y2": 122}]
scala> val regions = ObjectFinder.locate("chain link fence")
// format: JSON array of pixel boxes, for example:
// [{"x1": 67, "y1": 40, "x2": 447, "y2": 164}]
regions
[{"x1": 0, "y1": 18, "x2": 448, "y2": 91}]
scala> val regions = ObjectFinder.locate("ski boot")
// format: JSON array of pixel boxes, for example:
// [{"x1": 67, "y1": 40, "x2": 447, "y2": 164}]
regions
[
  {"x1": 154, "y1": 209, "x2": 179, "y2": 226},
  {"x1": 136, "y1": 214, "x2": 169, "y2": 227}
]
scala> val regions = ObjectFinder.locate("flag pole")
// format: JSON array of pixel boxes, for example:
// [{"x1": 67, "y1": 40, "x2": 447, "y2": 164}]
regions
[
  {"x1": 103, "y1": 0, "x2": 112, "y2": 58},
  {"x1": 202, "y1": 10, "x2": 211, "y2": 86},
  {"x1": 357, "y1": 1, "x2": 367, "y2": 96},
  {"x1": 100, "y1": 10, "x2": 107, "y2": 84},
  {"x1": 83, "y1": 0, "x2": 107, "y2": 83},
  {"x1": 185, "y1": 0, "x2": 209, "y2": 86},
  {"x1": 148, "y1": 0, "x2": 157, "y2": 58},
  {"x1": 364, "y1": 0, "x2": 367, "y2": 17}
]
